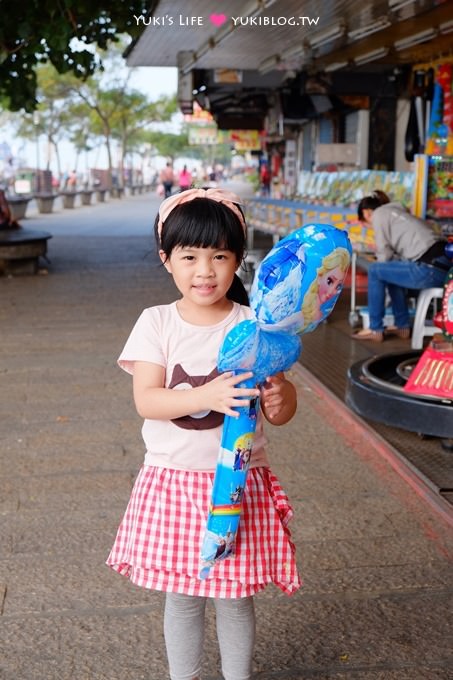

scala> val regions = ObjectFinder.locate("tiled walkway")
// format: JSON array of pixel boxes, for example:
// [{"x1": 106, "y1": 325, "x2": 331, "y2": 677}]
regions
[{"x1": 1, "y1": 186, "x2": 452, "y2": 679}]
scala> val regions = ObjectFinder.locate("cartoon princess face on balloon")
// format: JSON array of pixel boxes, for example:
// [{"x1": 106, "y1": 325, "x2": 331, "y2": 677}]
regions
[
  {"x1": 318, "y1": 266, "x2": 345, "y2": 304},
  {"x1": 301, "y1": 247, "x2": 350, "y2": 331}
]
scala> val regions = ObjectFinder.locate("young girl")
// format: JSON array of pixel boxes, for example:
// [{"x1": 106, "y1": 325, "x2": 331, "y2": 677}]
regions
[{"x1": 107, "y1": 188, "x2": 301, "y2": 680}]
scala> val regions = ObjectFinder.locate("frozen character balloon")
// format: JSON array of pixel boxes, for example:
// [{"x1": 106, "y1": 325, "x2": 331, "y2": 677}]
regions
[
  {"x1": 301, "y1": 247, "x2": 351, "y2": 332},
  {"x1": 200, "y1": 223, "x2": 352, "y2": 578}
]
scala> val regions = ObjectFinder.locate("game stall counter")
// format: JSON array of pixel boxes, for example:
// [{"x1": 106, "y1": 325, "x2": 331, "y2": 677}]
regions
[
  {"x1": 243, "y1": 169, "x2": 416, "y2": 327},
  {"x1": 244, "y1": 169, "x2": 414, "y2": 248}
]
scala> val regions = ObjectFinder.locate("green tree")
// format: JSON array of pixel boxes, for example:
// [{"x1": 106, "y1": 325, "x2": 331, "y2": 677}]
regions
[
  {"x1": 0, "y1": 1, "x2": 149, "y2": 111},
  {"x1": 111, "y1": 92, "x2": 177, "y2": 185},
  {"x1": 67, "y1": 80, "x2": 176, "y2": 187},
  {"x1": 66, "y1": 101, "x2": 99, "y2": 177},
  {"x1": 14, "y1": 64, "x2": 76, "y2": 177},
  {"x1": 145, "y1": 130, "x2": 191, "y2": 161},
  {"x1": 8, "y1": 56, "x2": 178, "y2": 188}
]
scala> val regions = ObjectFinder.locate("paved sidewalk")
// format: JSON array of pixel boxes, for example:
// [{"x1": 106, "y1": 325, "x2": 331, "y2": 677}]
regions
[{"x1": 1, "y1": 188, "x2": 452, "y2": 679}]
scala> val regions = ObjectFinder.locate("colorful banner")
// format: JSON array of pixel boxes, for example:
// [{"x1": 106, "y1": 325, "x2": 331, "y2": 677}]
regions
[
  {"x1": 188, "y1": 125, "x2": 219, "y2": 145},
  {"x1": 217, "y1": 130, "x2": 262, "y2": 151}
]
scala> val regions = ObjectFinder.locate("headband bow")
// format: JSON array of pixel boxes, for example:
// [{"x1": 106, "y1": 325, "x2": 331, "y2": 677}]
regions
[{"x1": 157, "y1": 187, "x2": 246, "y2": 239}]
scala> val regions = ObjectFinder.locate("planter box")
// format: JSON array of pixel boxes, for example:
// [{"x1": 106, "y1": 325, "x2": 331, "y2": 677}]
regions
[
  {"x1": 110, "y1": 187, "x2": 124, "y2": 199},
  {"x1": 36, "y1": 193, "x2": 57, "y2": 214},
  {"x1": 81, "y1": 190, "x2": 93, "y2": 206},
  {"x1": 96, "y1": 189, "x2": 107, "y2": 202},
  {"x1": 62, "y1": 192, "x2": 77, "y2": 209},
  {"x1": 7, "y1": 196, "x2": 32, "y2": 220}
]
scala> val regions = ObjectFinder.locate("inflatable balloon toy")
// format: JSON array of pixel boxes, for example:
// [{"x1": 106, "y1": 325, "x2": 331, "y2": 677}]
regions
[{"x1": 199, "y1": 223, "x2": 352, "y2": 579}]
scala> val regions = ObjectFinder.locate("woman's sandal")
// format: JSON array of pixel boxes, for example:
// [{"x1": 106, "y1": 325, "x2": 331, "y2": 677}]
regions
[
  {"x1": 395, "y1": 327, "x2": 411, "y2": 339},
  {"x1": 351, "y1": 328, "x2": 384, "y2": 342},
  {"x1": 384, "y1": 326, "x2": 411, "y2": 339}
]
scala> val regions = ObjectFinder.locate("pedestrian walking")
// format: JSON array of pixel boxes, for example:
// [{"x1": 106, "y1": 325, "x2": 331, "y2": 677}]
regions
[
  {"x1": 106, "y1": 188, "x2": 301, "y2": 680},
  {"x1": 178, "y1": 164, "x2": 192, "y2": 192},
  {"x1": 160, "y1": 162, "x2": 175, "y2": 198}
]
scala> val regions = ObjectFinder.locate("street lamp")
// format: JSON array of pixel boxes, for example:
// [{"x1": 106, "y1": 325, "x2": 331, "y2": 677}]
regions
[{"x1": 32, "y1": 111, "x2": 40, "y2": 193}]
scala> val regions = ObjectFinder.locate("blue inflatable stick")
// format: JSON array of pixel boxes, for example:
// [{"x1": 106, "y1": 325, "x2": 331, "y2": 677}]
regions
[{"x1": 199, "y1": 224, "x2": 352, "y2": 578}]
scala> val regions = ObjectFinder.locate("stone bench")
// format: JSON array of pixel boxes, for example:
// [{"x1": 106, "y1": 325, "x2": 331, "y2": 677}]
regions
[
  {"x1": 6, "y1": 195, "x2": 33, "y2": 220},
  {"x1": 96, "y1": 188, "x2": 108, "y2": 202},
  {"x1": 0, "y1": 228, "x2": 52, "y2": 275},
  {"x1": 35, "y1": 193, "x2": 58, "y2": 214},
  {"x1": 61, "y1": 191, "x2": 79, "y2": 209},
  {"x1": 80, "y1": 189, "x2": 93, "y2": 205}
]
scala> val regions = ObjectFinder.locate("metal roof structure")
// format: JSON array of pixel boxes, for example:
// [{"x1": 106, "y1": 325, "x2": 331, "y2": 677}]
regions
[
  {"x1": 126, "y1": 0, "x2": 453, "y2": 128},
  {"x1": 128, "y1": 1, "x2": 452, "y2": 71}
]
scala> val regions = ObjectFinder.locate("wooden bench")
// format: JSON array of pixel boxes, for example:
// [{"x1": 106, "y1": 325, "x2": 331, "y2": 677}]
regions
[{"x1": 0, "y1": 228, "x2": 52, "y2": 275}]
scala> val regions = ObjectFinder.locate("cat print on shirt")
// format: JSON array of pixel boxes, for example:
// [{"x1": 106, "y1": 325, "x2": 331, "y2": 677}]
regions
[{"x1": 168, "y1": 363, "x2": 225, "y2": 430}]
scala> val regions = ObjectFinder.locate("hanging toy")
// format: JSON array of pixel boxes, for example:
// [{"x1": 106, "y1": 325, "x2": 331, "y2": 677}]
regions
[
  {"x1": 199, "y1": 223, "x2": 352, "y2": 578},
  {"x1": 437, "y1": 63, "x2": 453, "y2": 156},
  {"x1": 425, "y1": 64, "x2": 449, "y2": 155}
]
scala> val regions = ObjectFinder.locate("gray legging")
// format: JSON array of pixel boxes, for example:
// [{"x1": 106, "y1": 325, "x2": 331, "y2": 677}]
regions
[{"x1": 164, "y1": 592, "x2": 256, "y2": 680}]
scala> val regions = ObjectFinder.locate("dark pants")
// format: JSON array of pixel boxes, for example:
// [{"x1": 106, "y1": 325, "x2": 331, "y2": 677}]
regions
[{"x1": 163, "y1": 181, "x2": 173, "y2": 198}]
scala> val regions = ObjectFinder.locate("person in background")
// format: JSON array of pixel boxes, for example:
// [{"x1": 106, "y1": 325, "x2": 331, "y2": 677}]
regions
[
  {"x1": 178, "y1": 165, "x2": 192, "y2": 192},
  {"x1": 352, "y1": 190, "x2": 448, "y2": 342},
  {"x1": 260, "y1": 163, "x2": 271, "y2": 196},
  {"x1": 160, "y1": 162, "x2": 175, "y2": 198},
  {"x1": 67, "y1": 170, "x2": 77, "y2": 190},
  {"x1": 0, "y1": 189, "x2": 19, "y2": 229}
]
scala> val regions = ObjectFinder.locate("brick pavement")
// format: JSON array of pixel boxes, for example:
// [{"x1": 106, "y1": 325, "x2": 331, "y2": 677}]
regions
[{"x1": 0, "y1": 187, "x2": 452, "y2": 679}]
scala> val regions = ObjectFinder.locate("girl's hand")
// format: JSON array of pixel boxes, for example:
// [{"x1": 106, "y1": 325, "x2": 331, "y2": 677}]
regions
[
  {"x1": 197, "y1": 371, "x2": 260, "y2": 418},
  {"x1": 261, "y1": 373, "x2": 297, "y2": 425}
]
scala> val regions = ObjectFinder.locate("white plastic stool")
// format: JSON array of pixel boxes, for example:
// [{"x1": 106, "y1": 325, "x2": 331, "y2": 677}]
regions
[{"x1": 411, "y1": 287, "x2": 444, "y2": 349}]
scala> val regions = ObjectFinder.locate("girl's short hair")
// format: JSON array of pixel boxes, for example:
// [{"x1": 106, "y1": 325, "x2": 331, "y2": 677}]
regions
[
  {"x1": 154, "y1": 197, "x2": 249, "y2": 305},
  {"x1": 155, "y1": 197, "x2": 246, "y2": 261},
  {"x1": 357, "y1": 190, "x2": 391, "y2": 221}
]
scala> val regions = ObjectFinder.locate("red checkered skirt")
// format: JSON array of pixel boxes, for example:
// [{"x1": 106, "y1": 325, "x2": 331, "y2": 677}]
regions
[{"x1": 106, "y1": 465, "x2": 301, "y2": 598}]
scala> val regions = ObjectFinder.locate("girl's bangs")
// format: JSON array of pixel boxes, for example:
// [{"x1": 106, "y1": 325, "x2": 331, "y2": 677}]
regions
[{"x1": 162, "y1": 199, "x2": 244, "y2": 256}]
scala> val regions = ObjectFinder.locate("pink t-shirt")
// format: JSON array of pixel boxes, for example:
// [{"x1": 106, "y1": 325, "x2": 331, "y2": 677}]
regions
[{"x1": 118, "y1": 301, "x2": 269, "y2": 471}]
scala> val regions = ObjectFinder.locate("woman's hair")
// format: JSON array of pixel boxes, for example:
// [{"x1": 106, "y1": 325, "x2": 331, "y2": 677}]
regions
[
  {"x1": 357, "y1": 190, "x2": 391, "y2": 221},
  {"x1": 154, "y1": 197, "x2": 249, "y2": 305}
]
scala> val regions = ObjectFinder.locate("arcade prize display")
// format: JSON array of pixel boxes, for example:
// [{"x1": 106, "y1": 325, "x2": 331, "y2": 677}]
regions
[
  {"x1": 413, "y1": 154, "x2": 453, "y2": 227},
  {"x1": 406, "y1": 62, "x2": 453, "y2": 400},
  {"x1": 199, "y1": 223, "x2": 352, "y2": 578},
  {"x1": 404, "y1": 243, "x2": 453, "y2": 400},
  {"x1": 411, "y1": 61, "x2": 453, "y2": 230}
]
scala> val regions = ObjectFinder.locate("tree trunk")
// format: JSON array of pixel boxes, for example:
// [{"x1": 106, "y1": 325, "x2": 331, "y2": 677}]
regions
[{"x1": 105, "y1": 137, "x2": 113, "y2": 189}]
